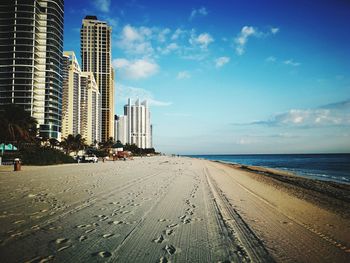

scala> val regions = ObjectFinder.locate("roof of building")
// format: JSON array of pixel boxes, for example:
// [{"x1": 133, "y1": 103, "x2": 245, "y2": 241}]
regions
[{"x1": 84, "y1": 15, "x2": 98, "y2": 20}]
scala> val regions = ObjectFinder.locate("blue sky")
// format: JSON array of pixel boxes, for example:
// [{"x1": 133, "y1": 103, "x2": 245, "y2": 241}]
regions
[{"x1": 64, "y1": 0, "x2": 350, "y2": 154}]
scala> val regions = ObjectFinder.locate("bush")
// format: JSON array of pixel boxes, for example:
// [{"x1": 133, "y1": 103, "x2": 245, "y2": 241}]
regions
[{"x1": 19, "y1": 146, "x2": 75, "y2": 165}]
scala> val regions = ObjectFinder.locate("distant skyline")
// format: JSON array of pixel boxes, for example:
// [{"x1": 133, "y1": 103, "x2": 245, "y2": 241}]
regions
[{"x1": 64, "y1": 0, "x2": 350, "y2": 154}]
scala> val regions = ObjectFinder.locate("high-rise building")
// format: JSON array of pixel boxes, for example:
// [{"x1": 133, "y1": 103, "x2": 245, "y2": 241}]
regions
[
  {"x1": 123, "y1": 99, "x2": 152, "y2": 149},
  {"x1": 115, "y1": 115, "x2": 128, "y2": 145},
  {"x1": 0, "y1": 0, "x2": 64, "y2": 139},
  {"x1": 80, "y1": 16, "x2": 114, "y2": 142},
  {"x1": 80, "y1": 72, "x2": 101, "y2": 145},
  {"x1": 61, "y1": 51, "x2": 81, "y2": 139},
  {"x1": 61, "y1": 51, "x2": 101, "y2": 145}
]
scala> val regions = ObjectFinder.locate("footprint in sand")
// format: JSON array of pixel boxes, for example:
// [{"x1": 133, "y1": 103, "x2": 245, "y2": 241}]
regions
[
  {"x1": 153, "y1": 235, "x2": 164, "y2": 243},
  {"x1": 55, "y1": 238, "x2": 69, "y2": 244},
  {"x1": 164, "y1": 245, "x2": 176, "y2": 255},
  {"x1": 167, "y1": 223, "x2": 178, "y2": 228},
  {"x1": 159, "y1": 256, "x2": 169, "y2": 263},
  {"x1": 158, "y1": 219, "x2": 167, "y2": 222},
  {"x1": 76, "y1": 224, "x2": 91, "y2": 228},
  {"x1": 31, "y1": 225, "x2": 40, "y2": 230},
  {"x1": 181, "y1": 216, "x2": 191, "y2": 224},
  {"x1": 57, "y1": 245, "x2": 71, "y2": 252},
  {"x1": 79, "y1": 235, "x2": 87, "y2": 242},
  {"x1": 92, "y1": 251, "x2": 112, "y2": 258},
  {"x1": 10, "y1": 232, "x2": 23, "y2": 238},
  {"x1": 108, "y1": 220, "x2": 123, "y2": 225},
  {"x1": 13, "y1": 220, "x2": 25, "y2": 224},
  {"x1": 97, "y1": 215, "x2": 109, "y2": 221},
  {"x1": 164, "y1": 229, "x2": 174, "y2": 236},
  {"x1": 85, "y1": 229, "x2": 95, "y2": 234},
  {"x1": 102, "y1": 234, "x2": 114, "y2": 238}
]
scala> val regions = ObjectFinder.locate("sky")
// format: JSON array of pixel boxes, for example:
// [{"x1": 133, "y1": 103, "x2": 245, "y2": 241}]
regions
[{"x1": 63, "y1": 0, "x2": 350, "y2": 154}]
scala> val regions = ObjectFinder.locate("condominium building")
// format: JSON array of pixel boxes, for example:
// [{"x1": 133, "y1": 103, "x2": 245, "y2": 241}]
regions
[
  {"x1": 61, "y1": 51, "x2": 81, "y2": 139},
  {"x1": 123, "y1": 99, "x2": 152, "y2": 149},
  {"x1": 80, "y1": 72, "x2": 101, "y2": 145},
  {"x1": 61, "y1": 51, "x2": 101, "y2": 144},
  {"x1": 81, "y1": 16, "x2": 115, "y2": 142},
  {"x1": 0, "y1": 0, "x2": 64, "y2": 139},
  {"x1": 115, "y1": 115, "x2": 128, "y2": 145}
]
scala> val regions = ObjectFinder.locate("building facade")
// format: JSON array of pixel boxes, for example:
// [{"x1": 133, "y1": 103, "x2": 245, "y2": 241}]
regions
[
  {"x1": 123, "y1": 99, "x2": 152, "y2": 149},
  {"x1": 61, "y1": 51, "x2": 81, "y2": 139},
  {"x1": 115, "y1": 115, "x2": 128, "y2": 145},
  {"x1": 0, "y1": 0, "x2": 64, "y2": 139},
  {"x1": 80, "y1": 16, "x2": 114, "y2": 142},
  {"x1": 80, "y1": 72, "x2": 101, "y2": 145}
]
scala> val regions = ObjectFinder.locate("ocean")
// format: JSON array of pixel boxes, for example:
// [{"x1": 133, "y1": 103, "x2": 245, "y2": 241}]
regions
[{"x1": 187, "y1": 154, "x2": 350, "y2": 184}]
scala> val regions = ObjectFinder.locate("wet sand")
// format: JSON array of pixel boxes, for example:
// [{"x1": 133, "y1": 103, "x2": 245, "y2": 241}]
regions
[{"x1": 0, "y1": 156, "x2": 349, "y2": 262}]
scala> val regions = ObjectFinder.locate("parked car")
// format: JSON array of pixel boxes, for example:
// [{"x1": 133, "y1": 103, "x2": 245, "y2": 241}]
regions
[{"x1": 82, "y1": 154, "x2": 98, "y2": 163}]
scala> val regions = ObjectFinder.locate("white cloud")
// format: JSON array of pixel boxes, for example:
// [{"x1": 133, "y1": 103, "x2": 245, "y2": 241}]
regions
[
  {"x1": 158, "y1": 28, "x2": 171, "y2": 42},
  {"x1": 234, "y1": 25, "x2": 279, "y2": 55},
  {"x1": 190, "y1": 7, "x2": 208, "y2": 20},
  {"x1": 251, "y1": 99, "x2": 350, "y2": 128},
  {"x1": 265, "y1": 56, "x2": 276, "y2": 62},
  {"x1": 177, "y1": 71, "x2": 191, "y2": 79},
  {"x1": 190, "y1": 32, "x2": 214, "y2": 49},
  {"x1": 158, "y1": 43, "x2": 179, "y2": 55},
  {"x1": 117, "y1": 84, "x2": 172, "y2": 107},
  {"x1": 271, "y1": 27, "x2": 280, "y2": 34},
  {"x1": 284, "y1": 59, "x2": 301, "y2": 66},
  {"x1": 113, "y1": 58, "x2": 159, "y2": 79},
  {"x1": 92, "y1": 0, "x2": 111, "y2": 13},
  {"x1": 116, "y1": 25, "x2": 155, "y2": 57},
  {"x1": 215, "y1": 56, "x2": 230, "y2": 68},
  {"x1": 104, "y1": 17, "x2": 118, "y2": 27},
  {"x1": 171, "y1": 28, "x2": 186, "y2": 40},
  {"x1": 123, "y1": 24, "x2": 143, "y2": 41},
  {"x1": 234, "y1": 26, "x2": 258, "y2": 55}
]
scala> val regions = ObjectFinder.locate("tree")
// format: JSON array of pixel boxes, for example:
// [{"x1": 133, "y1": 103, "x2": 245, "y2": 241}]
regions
[
  {"x1": 0, "y1": 104, "x2": 37, "y2": 144},
  {"x1": 48, "y1": 138, "x2": 59, "y2": 149},
  {"x1": 60, "y1": 134, "x2": 87, "y2": 154}
]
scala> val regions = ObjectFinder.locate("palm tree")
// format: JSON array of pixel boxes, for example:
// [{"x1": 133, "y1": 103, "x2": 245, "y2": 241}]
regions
[
  {"x1": 60, "y1": 134, "x2": 75, "y2": 154},
  {"x1": 60, "y1": 134, "x2": 87, "y2": 154},
  {"x1": 103, "y1": 137, "x2": 115, "y2": 155},
  {"x1": 48, "y1": 138, "x2": 59, "y2": 149},
  {"x1": 74, "y1": 134, "x2": 86, "y2": 154},
  {"x1": 0, "y1": 104, "x2": 37, "y2": 144}
]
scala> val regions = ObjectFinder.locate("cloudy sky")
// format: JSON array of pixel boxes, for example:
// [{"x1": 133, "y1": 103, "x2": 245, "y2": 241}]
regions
[{"x1": 64, "y1": 0, "x2": 350, "y2": 154}]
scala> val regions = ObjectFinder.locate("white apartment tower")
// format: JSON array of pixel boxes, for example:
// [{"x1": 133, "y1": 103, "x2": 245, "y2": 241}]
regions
[
  {"x1": 61, "y1": 52, "x2": 101, "y2": 145},
  {"x1": 123, "y1": 99, "x2": 152, "y2": 149},
  {"x1": 115, "y1": 115, "x2": 128, "y2": 145},
  {"x1": 80, "y1": 72, "x2": 101, "y2": 144},
  {"x1": 61, "y1": 51, "x2": 81, "y2": 139},
  {"x1": 81, "y1": 16, "x2": 115, "y2": 142}
]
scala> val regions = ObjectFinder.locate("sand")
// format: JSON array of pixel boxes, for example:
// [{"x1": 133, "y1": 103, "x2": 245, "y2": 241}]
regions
[{"x1": 0, "y1": 156, "x2": 349, "y2": 262}]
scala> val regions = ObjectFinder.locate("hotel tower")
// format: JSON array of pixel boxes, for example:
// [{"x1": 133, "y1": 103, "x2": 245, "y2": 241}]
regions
[
  {"x1": 121, "y1": 99, "x2": 152, "y2": 149},
  {"x1": 80, "y1": 16, "x2": 115, "y2": 142},
  {"x1": 0, "y1": 0, "x2": 64, "y2": 139}
]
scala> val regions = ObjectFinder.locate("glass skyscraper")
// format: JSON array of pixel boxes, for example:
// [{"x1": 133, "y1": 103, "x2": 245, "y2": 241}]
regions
[{"x1": 0, "y1": 0, "x2": 64, "y2": 139}]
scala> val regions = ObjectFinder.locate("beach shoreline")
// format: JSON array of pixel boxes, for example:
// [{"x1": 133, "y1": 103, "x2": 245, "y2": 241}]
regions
[
  {"x1": 0, "y1": 156, "x2": 349, "y2": 262},
  {"x1": 210, "y1": 160, "x2": 350, "y2": 216}
]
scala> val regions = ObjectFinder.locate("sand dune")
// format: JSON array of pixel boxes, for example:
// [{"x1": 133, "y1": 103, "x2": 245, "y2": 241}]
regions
[{"x1": 0, "y1": 156, "x2": 349, "y2": 262}]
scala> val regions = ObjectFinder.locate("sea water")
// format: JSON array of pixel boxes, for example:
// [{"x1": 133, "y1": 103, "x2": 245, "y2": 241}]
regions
[{"x1": 187, "y1": 154, "x2": 350, "y2": 184}]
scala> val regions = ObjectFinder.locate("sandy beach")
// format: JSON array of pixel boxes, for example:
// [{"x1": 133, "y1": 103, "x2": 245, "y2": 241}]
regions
[{"x1": 0, "y1": 156, "x2": 349, "y2": 263}]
